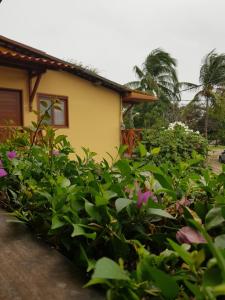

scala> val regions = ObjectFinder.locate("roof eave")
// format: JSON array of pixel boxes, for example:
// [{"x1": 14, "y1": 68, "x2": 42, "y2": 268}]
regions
[
  {"x1": 122, "y1": 91, "x2": 157, "y2": 103},
  {"x1": 0, "y1": 35, "x2": 131, "y2": 94}
]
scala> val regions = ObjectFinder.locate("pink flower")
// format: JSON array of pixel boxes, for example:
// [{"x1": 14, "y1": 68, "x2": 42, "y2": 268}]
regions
[
  {"x1": 137, "y1": 190, "x2": 157, "y2": 208},
  {"x1": 125, "y1": 181, "x2": 140, "y2": 199},
  {"x1": 52, "y1": 150, "x2": 60, "y2": 156},
  {"x1": 0, "y1": 168, "x2": 7, "y2": 177},
  {"x1": 7, "y1": 151, "x2": 17, "y2": 160},
  {"x1": 176, "y1": 226, "x2": 206, "y2": 244},
  {"x1": 176, "y1": 197, "x2": 191, "y2": 214}
]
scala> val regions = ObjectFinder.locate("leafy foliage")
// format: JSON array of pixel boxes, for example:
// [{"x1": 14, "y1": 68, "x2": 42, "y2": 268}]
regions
[
  {"x1": 1, "y1": 126, "x2": 225, "y2": 299},
  {"x1": 180, "y1": 50, "x2": 225, "y2": 138},
  {"x1": 140, "y1": 122, "x2": 208, "y2": 165},
  {"x1": 125, "y1": 48, "x2": 180, "y2": 129}
]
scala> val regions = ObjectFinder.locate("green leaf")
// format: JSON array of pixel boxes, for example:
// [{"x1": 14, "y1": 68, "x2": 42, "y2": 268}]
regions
[
  {"x1": 95, "y1": 194, "x2": 108, "y2": 206},
  {"x1": 55, "y1": 135, "x2": 67, "y2": 144},
  {"x1": 212, "y1": 284, "x2": 225, "y2": 296},
  {"x1": 85, "y1": 201, "x2": 101, "y2": 221},
  {"x1": 37, "y1": 191, "x2": 52, "y2": 201},
  {"x1": 148, "y1": 208, "x2": 175, "y2": 219},
  {"x1": 168, "y1": 239, "x2": 193, "y2": 266},
  {"x1": 205, "y1": 207, "x2": 225, "y2": 230},
  {"x1": 84, "y1": 278, "x2": 112, "y2": 288},
  {"x1": 79, "y1": 245, "x2": 96, "y2": 273},
  {"x1": 71, "y1": 224, "x2": 96, "y2": 240},
  {"x1": 126, "y1": 289, "x2": 140, "y2": 300},
  {"x1": 214, "y1": 195, "x2": 225, "y2": 204},
  {"x1": 138, "y1": 143, "x2": 147, "y2": 157},
  {"x1": 148, "y1": 266, "x2": 179, "y2": 299},
  {"x1": 57, "y1": 176, "x2": 71, "y2": 188},
  {"x1": 118, "y1": 144, "x2": 128, "y2": 157},
  {"x1": 92, "y1": 257, "x2": 130, "y2": 280},
  {"x1": 153, "y1": 173, "x2": 173, "y2": 191},
  {"x1": 116, "y1": 160, "x2": 131, "y2": 176},
  {"x1": 103, "y1": 190, "x2": 117, "y2": 200},
  {"x1": 144, "y1": 165, "x2": 162, "y2": 174},
  {"x1": 151, "y1": 147, "x2": 161, "y2": 155},
  {"x1": 184, "y1": 280, "x2": 204, "y2": 299},
  {"x1": 115, "y1": 198, "x2": 132, "y2": 213},
  {"x1": 40, "y1": 100, "x2": 48, "y2": 107},
  {"x1": 215, "y1": 235, "x2": 225, "y2": 249},
  {"x1": 203, "y1": 266, "x2": 222, "y2": 287},
  {"x1": 190, "y1": 220, "x2": 225, "y2": 281},
  {"x1": 145, "y1": 165, "x2": 172, "y2": 189},
  {"x1": 51, "y1": 215, "x2": 65, "y2": 230}
]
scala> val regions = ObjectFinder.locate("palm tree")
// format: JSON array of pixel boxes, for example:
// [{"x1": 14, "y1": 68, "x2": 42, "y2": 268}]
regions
[
  {"x1": 181, "y1": 50, "x2": 225, "y2": 138},
  {"x1": 127, "y1": 48, "x2": 180, "y2": 102},
  {"x1": 125, "y1": 49, "x2": 180, "y2": 128}
]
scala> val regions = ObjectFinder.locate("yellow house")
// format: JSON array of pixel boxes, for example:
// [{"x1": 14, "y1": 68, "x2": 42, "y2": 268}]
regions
[{"x1": 0, "y1": 35, "x2": 155, "y2": 159}]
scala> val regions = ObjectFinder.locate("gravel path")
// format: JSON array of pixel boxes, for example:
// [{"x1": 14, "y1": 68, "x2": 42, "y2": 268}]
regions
[{"x1": 207, "y1": 149, "x2": 223, "y2": 174}]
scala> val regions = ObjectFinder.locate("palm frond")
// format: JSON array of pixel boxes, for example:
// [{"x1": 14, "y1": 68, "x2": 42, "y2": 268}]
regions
[
  {"x1": 133, "y1": 66, "x2": 144, "y2": 80},
  {"x1": 178, "y1": 82, "x2": 201, "y2": 93},
  {"x1": 125, "y1": 81, "x2": 141, "y2": 89},
  {"x1": 130, "y1": 48, "x2": 180, "y2": 101},
  {"x1": 190, "y1": 90, "x2": 204, "y2": 104}
]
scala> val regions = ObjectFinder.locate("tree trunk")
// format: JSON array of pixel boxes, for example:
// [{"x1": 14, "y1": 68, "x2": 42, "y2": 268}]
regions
[{"x1": 204, "y1": 97, "x2": 209, "y2": 139}]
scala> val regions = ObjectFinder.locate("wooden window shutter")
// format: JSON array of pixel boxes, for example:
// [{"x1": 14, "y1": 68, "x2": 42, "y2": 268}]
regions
[{"x1": 0, "y1": 89, "x2": 23, "y2": 126}]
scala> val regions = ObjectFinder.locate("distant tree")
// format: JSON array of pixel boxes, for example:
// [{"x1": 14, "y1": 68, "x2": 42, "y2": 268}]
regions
[
  {"x1": 126, "y1": 49, "x2": 180, "y2": 128},
  {"x1": 180, "y1": 50, "x2": 225, "y2": 138},
  {"x1": 207, "y1": 92, "x2": 225, "y2": 143},
  {"x1": 180, "y1": 102, "x2": 204, "y2": 131}
]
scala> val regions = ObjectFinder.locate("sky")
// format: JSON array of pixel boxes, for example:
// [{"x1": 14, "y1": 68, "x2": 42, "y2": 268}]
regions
[{"x1": 0, "y1": 0, "x2": 225, "y2": 101}]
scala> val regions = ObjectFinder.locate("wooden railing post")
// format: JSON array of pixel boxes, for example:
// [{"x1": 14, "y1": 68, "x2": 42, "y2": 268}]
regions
[{"x1": 121, "y1": 128, "x2": 142, "y2": 157}]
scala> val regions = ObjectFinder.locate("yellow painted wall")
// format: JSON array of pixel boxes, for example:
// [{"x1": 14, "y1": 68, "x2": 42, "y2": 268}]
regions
[{"x1": 0, "y1": 66, "x2": 122, "y2": 160}]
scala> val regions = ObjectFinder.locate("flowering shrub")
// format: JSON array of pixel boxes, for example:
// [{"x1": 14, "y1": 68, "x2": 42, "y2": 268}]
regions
[
  {"x1": 1, "y1": 127, "x2": 225, "y2": 299},
  {"x1": 167, "y1": 121, "x2": 200, "y2": 134},
  {"x1": 141, "y1": 122, "x2": 208, "y2": 164}
]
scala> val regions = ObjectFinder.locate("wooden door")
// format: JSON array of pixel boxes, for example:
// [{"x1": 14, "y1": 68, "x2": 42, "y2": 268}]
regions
[{"x1": 0, "y1": 89, "x2": 22, "y2": 126}]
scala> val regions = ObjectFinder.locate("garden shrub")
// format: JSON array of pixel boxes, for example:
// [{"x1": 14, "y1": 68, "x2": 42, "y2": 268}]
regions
[
  {"x1": 141, "y1": 122, "x2": 208, "y2": 165},
  {"x1": 1, "y1": 125, "x2": 225, "y2": 299}
]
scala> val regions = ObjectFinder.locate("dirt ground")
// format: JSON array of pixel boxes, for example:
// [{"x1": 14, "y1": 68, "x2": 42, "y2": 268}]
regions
[{"x1": 207, "y1": 148, "x2": 223, "y2": 174}]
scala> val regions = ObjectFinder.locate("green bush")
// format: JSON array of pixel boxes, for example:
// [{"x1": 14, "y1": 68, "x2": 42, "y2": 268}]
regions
[
  {"x1": 141, "y1": 122, "x2": 208, "y2": 165},
  {"x1": 1, "y1": 126, "x2": 225, "y2": 299}
]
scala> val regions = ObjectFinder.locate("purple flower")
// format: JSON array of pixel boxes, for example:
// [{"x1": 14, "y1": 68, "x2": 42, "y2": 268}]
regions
[
  {"x1": 7, "y1": 151, "x2": 17, "y2": 160},
  {"x1": 0, "y1": 168, "x2": 7, "y2": 177},
  {"x1": 137, "y1": 190, "x2": 157, "y2": 208},
  {"x1": 176, "y1": 226, "x2": 206, "y2": 244},
  {"x1": 52, "y1": 150, "x2": 60, "y2": 156}
]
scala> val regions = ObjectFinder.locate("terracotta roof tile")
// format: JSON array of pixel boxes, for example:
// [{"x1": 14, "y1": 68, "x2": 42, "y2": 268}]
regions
[{"x1": 0, "y1": 35, "x2": 156, "y2": 100}]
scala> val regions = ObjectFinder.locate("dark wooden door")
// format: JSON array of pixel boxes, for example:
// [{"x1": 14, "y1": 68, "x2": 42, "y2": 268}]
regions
[{"x1": 0, "y1": 89, "x2": 22, "y2": 125}]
